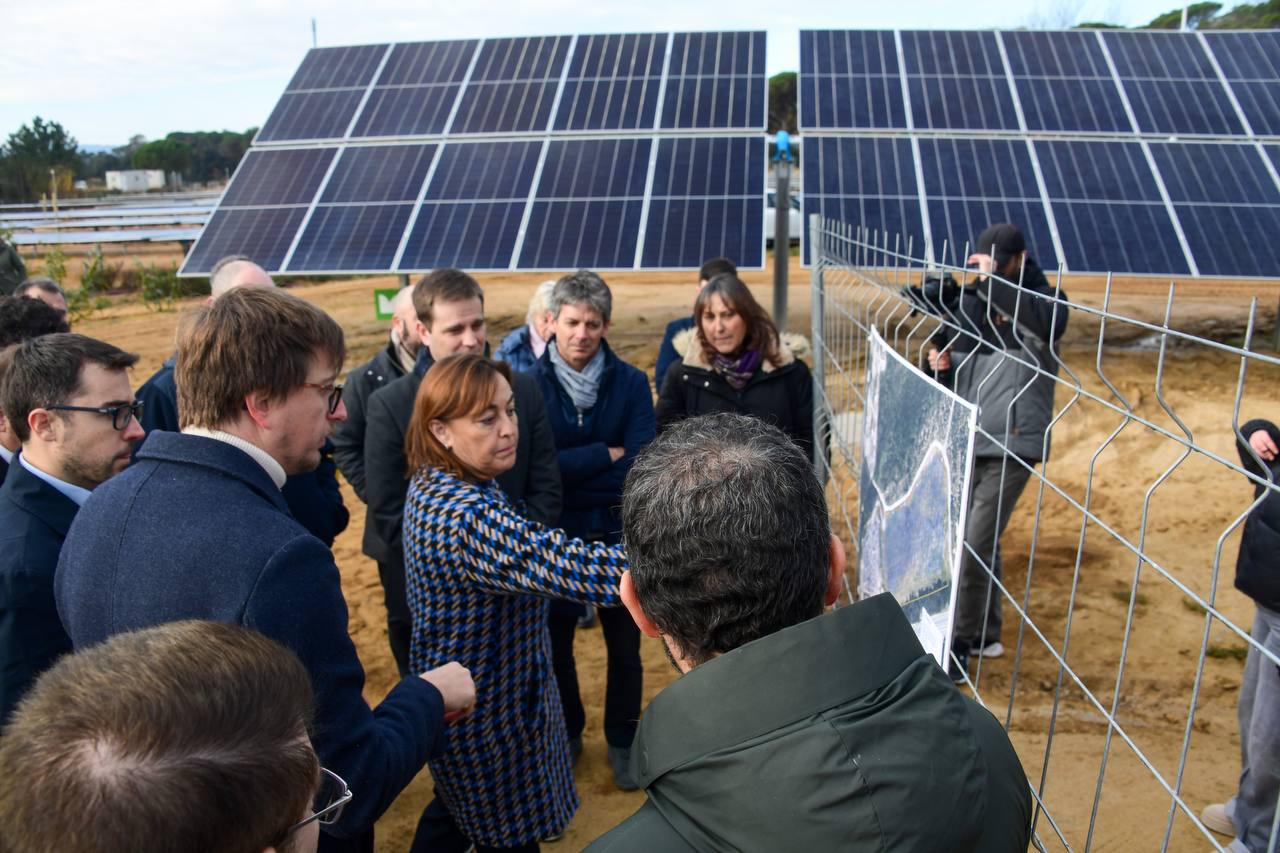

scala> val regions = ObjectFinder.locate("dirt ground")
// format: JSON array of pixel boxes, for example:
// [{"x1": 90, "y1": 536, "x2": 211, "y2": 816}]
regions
[{"x1": 62, "y1": 249, "x2": 1280, "y2": 852}]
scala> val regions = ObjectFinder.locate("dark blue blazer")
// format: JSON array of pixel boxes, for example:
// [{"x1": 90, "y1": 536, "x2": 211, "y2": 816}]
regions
[
  {"x1": 54, "y1": 432, "x2": 444, "y2": 845},
  {"x1": 0, "y1": 456, "x2": 77, "y2": 723},
  {"x1": 135, "y1": 357, "x2": 350, "y2": 545},
  {"x1": 533, "y1": 339, "x2": 656, "y2": 545},
  {"x1": 654, "y1": 315, "x2": 694, "y2": 391},
  {"x1": 0, "y1": 453, "x2": 10, "y2": 486}
]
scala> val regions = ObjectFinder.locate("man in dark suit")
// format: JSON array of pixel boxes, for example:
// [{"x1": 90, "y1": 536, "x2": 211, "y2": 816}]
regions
[
  {"x1": 134, "y1": 255, "x2": 349, "y2": 546},
  {"x1": 0, "y1": 334, "x2": 144, "y2": 721},
  {"x1": 364, "y1": 268, "x2": 562, "y2": 676},
  {"x1": 55, "y1": 288, "x2": 475, "y2": 853},
  {"x1": 332, "y1": 286, "x2": 419, "y2": 501}
]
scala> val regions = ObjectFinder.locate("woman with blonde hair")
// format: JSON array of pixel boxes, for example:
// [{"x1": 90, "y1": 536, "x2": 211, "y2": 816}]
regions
[{"x1": 402, "y1": 353, "x2": 626, "y2": 853}]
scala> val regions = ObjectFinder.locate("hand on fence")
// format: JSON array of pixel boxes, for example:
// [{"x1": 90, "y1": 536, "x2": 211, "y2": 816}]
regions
[
  {"x1": 1248, "y1": 429, "x2": 1278, "y2": 462},
  {"x1": 966, "y1": 252, "x2": 996, "y2": 277},
  {"x1": 927, "y1": 347, "x2": 951, "y2": 372}
]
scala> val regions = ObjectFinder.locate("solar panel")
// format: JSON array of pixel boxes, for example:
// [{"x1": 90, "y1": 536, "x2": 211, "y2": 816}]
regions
[
  {"x1": 182, "y1": 31, "x2": 768, "y2": 275},
  {"x1": 1101, "y1": 31, "x2": 1243, "y2": 135},
  {"x1": 1202, "y1": 31, "x2": 1280, "y2": 136},
  {"x1": 1002, "y1": 31, "x2": 1130, "y2": 133},
  {"x1": 901, "y1": 32, "x2": 1018, "y2": 131},
  {"x1": 799, "y1": 136, "x2": 923, "y2": 255},
  {"x1": 799, "y1": 31, "x2": 906, "y2": 130}
]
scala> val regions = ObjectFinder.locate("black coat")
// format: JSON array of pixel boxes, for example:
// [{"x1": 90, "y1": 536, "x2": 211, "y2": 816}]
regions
[
  {"x1": 135, "y1": 357, "x2": 350, "y2": 545},
  {"x1": 656, "y1": 329, "x2": 815, "y2": 460},
  {"x1": 0, "y1": 457, "x2": 76, "y2": 723},
  {"x1": 55, "y1": 432, "x2": 444, "y2": 848},
  {"x1": 362, "y1": 351, "x2": 562, "y2": 567},
  {"x1": 332, "y1": 340, "x2": 407, "y2": 502},
  {"x1": 1236, "y1": 418, "x2": 1280, "y2": 611}
]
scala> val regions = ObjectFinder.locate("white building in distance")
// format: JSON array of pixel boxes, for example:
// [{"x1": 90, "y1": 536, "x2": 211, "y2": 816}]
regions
[{"x1": 105, "y1": 170, "x2": 166, "y2": 193}]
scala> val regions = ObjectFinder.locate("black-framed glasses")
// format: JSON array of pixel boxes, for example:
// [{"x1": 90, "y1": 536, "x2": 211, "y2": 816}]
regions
[
  {"x1": 302, "y1": 381, "x2": 344, "y2": 415},
  {"x1": 286, "y1": 767, "x2": 353, "y2": 837},
  {"x1": 45, "y1": 400, "x2": 144, "y2": 431}
]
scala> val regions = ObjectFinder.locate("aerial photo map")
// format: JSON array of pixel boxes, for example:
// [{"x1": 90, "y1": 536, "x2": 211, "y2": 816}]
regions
[{"x1": 858, "y1": 328, "x2": 976, "y2": 665}]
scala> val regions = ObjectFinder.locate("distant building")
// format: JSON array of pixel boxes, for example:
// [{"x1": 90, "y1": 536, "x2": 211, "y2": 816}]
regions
[{"x1": 105, "y1": 170, "x2": 166, "y2": 193}]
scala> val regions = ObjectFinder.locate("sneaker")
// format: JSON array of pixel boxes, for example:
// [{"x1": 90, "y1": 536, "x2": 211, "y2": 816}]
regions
[
  {"x1": 979, "y1": 641, "x2": 1005, "y2": 659},
  {"x1": 1200, "y1": 802, "x2": 1235, "y2": 837},
  {"x1": 948, "y1": 641, "x2": 971, "y2": 684},
  {"x1": 608, "y1": 745, "x2": 639, "y2": 791}
]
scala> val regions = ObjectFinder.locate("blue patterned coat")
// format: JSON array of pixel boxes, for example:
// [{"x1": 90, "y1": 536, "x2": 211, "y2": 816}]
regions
[{"x1": 404, "y1": 465, "x2": 626, "y2": 846}]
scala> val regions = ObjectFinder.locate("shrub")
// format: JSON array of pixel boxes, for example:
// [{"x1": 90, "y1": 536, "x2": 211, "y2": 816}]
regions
[{"x1": 80, "y1": 244, "x2": 118, "y2": 292}]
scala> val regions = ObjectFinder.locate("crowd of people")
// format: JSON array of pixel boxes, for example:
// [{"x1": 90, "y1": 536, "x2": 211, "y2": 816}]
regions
[{"x1": 35, "y1": 224, "x2": 1280, "y2": 851}]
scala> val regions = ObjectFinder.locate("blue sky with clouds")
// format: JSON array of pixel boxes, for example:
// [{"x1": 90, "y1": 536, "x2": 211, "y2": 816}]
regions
[{"x1": 2, "y1": 0, "x2": 1186, "y2": 146}]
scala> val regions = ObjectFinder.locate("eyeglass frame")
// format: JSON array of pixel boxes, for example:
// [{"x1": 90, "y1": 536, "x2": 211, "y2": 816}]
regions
[
  {"x1": 44, "y1": 400, "x2": 145, "y2": 432},
  {"x1": 301, "y1": 381, "x2": 344, "y2": 415},
  {"x1": 284, "y1": 767, "x2": 353, "y2": 837}
]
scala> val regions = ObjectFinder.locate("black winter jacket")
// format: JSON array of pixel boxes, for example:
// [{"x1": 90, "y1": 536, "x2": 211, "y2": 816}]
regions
[
  {"x1": 656, "y1": 329, "x2": 814, "y2": 460},
  {"x1": 1236, "y1": 418, "x2": 1280, "y2": 611},
  {"x1": 332, "y1": 339, "x2": 408, "y2": 502}
]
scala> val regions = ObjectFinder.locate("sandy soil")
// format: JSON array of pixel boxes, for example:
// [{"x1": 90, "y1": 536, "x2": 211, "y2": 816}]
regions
[{"x1": 63, "y1": 251, "x2": 1280, "y2": 852}]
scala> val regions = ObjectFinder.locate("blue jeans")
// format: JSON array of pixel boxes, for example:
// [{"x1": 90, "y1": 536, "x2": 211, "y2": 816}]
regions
[{"x1": 1228, "y1": 605, "x2": 1280, "y2": 853}]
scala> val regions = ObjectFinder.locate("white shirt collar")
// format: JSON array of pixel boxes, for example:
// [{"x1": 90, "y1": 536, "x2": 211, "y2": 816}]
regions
[
  {"x1": 181, "y1": 427, "x2": 287, "y2": 489},
  {"x1": 0, "y1": 445, "x2": 12, "y2": 465},
  {"x1": 19, "y1": 454, "x2": 93, "y2": 507}
]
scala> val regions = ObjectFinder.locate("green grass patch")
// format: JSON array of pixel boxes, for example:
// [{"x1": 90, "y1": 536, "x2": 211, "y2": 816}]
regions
[
  {"x1": 1110, "y1": 589, "x2": 1149, "y2": 607},
  {"x1": 1206, "y1": 645, "x2": 1248, "y2": 662}
]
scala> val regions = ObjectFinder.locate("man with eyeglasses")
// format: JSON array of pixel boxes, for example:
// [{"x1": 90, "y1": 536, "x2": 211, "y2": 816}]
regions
[
  {"x1": 133, "y1": 254, "x2": 349, "y2": 546},
  {"x1": 0, "y1": 619, "x2": 348, "y2": 853},
  {"x1": 0, "y1": 333, "x2": 143, "y2": 722},
  {"x1": 56, "y1": 287, "x2": 475, "y2": 853}
]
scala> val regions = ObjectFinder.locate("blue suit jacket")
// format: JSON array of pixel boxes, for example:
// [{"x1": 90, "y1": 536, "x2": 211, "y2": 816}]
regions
[
  {"x1": 0, "y1": 457, "x2": 77, "y2": 722},
  {"x1": 135, "y1": 358, "x2": 350, "y2": 545},
  {"x1": 533, "y1": 340, "x2": 656, "y2": 545},
  {"x1": 54, "y1": 432, "x2": 444, "y2": 845}
]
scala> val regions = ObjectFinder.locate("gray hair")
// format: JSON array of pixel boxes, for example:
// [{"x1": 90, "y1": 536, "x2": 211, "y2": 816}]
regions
[
  {"x1": 526, "y1": 280, "x2": 557, "y2": 326},
  {"x1": 621, "y1": 413, "x2": 831, "y2": 665},
  {"x1": 17, "y1": 277, "x2": 65, "y2": 299},
  {"x1": 549, "y1": 270, "x2": 611, "y2": 324}
]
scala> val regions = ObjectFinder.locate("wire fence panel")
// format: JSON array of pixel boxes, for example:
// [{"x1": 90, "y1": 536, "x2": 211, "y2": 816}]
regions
[{"x1": 808, "y1": 215, "x2": 1280, "y2": 853}]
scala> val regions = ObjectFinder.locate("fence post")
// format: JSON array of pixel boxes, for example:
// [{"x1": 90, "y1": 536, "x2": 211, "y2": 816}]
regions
[{"x1": 810, "y1": 213, "x2": 827, "y2": 479}]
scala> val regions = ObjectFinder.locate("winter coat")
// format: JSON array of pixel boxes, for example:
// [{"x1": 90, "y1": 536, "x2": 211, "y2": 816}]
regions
[
  {"x1": 532, "y1": 339, "x2": 656, "y2": 545},
  {"x1": 134, "y1": 357, "x2": 350, "y2": 545},
  {"x1": 943, "y1": 258, "x2": 1069, "y2": 462},
  {"x1": 54, "y1": 432, "x2": 445, "y2": 849},
  {"x1": 587, "y1": 593, "x2": 1032, "y2": 852},
  {"x1": 0, "y1": 457, "x2": 76, "y2": 723},
  {"x1": 657, "y1": 328, "x2": 815, "y2": 459},
  {"x1": 332, "y1": 339, "x2": 408, "y2": 501},
  {"x1": 1236, "y1": 418, "x2": 1280, "y2": 611},
  {"x1": 0, "y1": 240, "x2": 26, "y2": 296},
  {"x1": 494, "y1": 324, "x2": 540, "y2": 373},
  {"x1": 404, "y1": 465, "x2": 625, "y2": 846}
]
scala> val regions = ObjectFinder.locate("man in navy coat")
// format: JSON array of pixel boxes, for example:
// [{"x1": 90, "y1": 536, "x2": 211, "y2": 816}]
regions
[
  {"x1": 0, "y1": 333, "x2": 144, "y2": 721},
  {"x1": 133, "y1": 256, "x2": 349, "y2": 546},
  {"x1": 55, "y1": 288, "x2": 475, "y2": 852}
]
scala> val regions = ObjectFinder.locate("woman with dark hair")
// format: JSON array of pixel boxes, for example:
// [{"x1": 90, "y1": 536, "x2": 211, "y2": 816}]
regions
[
  {"x1": 656, "y1": 273, "x2": 814, "y2": 458},
  {"x1": 402, "y1": 353, "x2": 626, "y2": 853}
]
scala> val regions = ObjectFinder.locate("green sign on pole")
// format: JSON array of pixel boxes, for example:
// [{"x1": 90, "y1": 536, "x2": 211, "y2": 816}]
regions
[{"x1": 374, "y1": 288, "x2": 399, "y2": 321}]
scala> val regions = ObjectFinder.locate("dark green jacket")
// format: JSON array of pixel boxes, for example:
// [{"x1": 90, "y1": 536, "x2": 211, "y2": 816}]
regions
[{"x1": 588, "y1": 593, "x2": 1031, "y2": 852}]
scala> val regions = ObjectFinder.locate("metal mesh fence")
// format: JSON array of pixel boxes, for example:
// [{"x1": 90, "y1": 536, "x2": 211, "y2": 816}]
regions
[{"x1": 807, "y1": 216, "x2": 1280, "y2": 852}]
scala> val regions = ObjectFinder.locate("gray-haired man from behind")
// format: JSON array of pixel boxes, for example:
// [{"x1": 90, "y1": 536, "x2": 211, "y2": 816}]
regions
[{"x1": 589, "y1": 413, "x2": 1031, "y2": 852}]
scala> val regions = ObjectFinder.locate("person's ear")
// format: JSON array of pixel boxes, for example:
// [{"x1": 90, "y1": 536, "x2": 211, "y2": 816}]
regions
[
  {"x1": 414, "y1": 318, "x2": 430, "y2": 347},
  {"x1": 825, "y1": 534, "x2": 846, "y2": 607},
  {"x1": 244, "y1": 389, "x2": 274, "y2": 428},
  {"x1": 428, "y1": 419, "x2": 452, "y2": 450},
  {"x1": 27, "y1": 408, "x2": 56, "y2": 442},
  {"x1": 620, "y1": 571, "x2": 661, "y2": 638}
]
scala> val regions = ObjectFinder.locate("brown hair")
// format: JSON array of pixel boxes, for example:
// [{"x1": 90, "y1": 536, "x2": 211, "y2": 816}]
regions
[
  {"x1": 411, "y1": 268, "x2": 484, "y2": 328},
  {"x1": 175, "y1": 287, "x2": 345, "y2": 429},
  {"x1": 2, "y1": 333, "x2": 140, "y2": 442},
  {"x1": 0, "y1": 620, "x2": 318, "y2": 853},
  {"x1": 693, "y1": 274, "x2": 781, "y2": 367},
  {"x1": 405, "y1": 354, "x2": 512, "y2": 481}
]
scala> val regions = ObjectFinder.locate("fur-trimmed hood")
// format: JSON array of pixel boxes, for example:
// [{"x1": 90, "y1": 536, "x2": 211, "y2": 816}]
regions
[{"x1": 671, "y1": 327, "x2": 812, "y2": 372}]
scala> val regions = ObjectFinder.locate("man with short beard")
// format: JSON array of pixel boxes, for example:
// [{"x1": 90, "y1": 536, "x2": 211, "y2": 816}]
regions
[{"x1": 0, "y1": 333, "x2": 143, "y2": 721}]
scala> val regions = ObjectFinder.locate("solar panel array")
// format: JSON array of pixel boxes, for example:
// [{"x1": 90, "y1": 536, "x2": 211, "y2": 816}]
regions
[
  {"x1": 800, "y1": 29, "x2": 1280, "y2": 278},
  {"x1": 182, "y1": 32, "x2": 766, "y2": 275}
]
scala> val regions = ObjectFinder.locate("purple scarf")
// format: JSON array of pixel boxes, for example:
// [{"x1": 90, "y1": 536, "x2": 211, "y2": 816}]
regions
[{"x1": 711, "y1": 349, "x2": 763, "y2": 390}]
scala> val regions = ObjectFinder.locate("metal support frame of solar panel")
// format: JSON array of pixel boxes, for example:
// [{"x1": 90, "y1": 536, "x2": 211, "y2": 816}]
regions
[
  {"x1": 797, "y1": 29, "x2": 1280, "y2": 279},
  {"x1": 181, "y1": 32, "x2": 767, "y2": 276}
]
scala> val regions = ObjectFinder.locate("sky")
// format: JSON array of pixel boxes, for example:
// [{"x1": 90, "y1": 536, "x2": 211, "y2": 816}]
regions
[{"x1": 2, "y1": 0, "x2": 1188, "y2": 147}]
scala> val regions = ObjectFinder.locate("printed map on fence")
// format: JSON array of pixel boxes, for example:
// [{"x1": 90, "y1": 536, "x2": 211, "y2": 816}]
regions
[{"x1": 858, "y1": 328, "x2": 977, "y2": 666}]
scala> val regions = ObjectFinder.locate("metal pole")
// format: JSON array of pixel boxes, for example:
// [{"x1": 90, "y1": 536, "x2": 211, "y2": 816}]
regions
[
  {"x1": 809, "y1": 212, "x2": 826, "y2": 478},
  {"x1": 773, "y1": 159, "x2": 790, "y2": 329}
]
